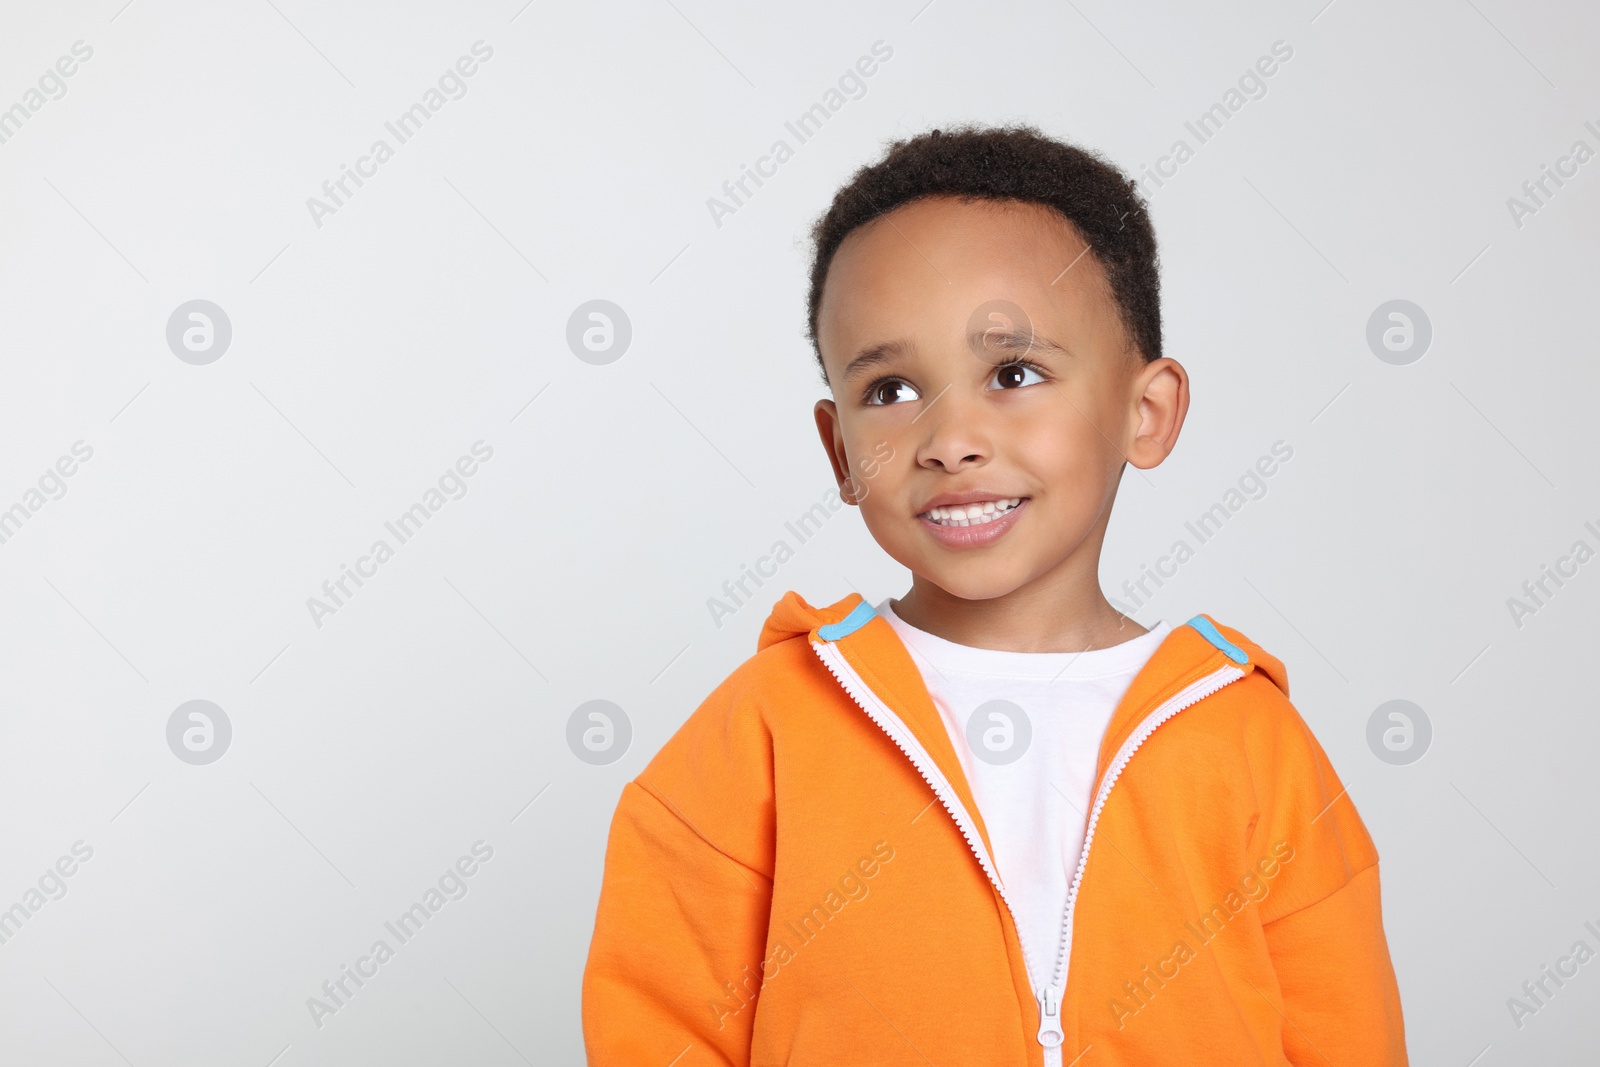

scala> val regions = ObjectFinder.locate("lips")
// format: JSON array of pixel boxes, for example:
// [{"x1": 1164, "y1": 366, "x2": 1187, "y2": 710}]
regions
[
  {"x1": 920, "y1": 497, "x2": 1025, "y2": 527},
  {"x1": 915, "y1": 494, "x2": 1030, "y2": 548}
]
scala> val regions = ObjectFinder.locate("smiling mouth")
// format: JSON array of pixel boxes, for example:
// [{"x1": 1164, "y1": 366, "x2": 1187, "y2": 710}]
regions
[{"x1": 919, "y1": 498, "x2": 1026, "y2": 527}]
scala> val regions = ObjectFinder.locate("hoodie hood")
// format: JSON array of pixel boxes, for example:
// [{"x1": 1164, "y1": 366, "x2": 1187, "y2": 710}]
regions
[
  {"x1": 759, "y1": 588, "x2": 1287, "y2": 697},
  {"x1": 757, "y1": 589, "x2": 864, "y2": 651},
  {"x1": 758, "y1": 588, "x2": 1291, "y2": 853},
  {"x1": 755, "y1": 588, "x2": 1292, "y2": 812}
]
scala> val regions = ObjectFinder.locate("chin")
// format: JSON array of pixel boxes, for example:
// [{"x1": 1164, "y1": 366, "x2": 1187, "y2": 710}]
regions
[
  {"x1": 931, "y1": 581, "x2": 1019, "y2": 602},
  {"x1": 911, "y1": 560, "x2": 1034, "y2": 602}
]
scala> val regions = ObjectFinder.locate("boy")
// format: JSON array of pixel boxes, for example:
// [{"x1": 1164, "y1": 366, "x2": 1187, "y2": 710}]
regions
[{"x1": 583, "y1": 125, "x2": 1407, "y2": 1065}]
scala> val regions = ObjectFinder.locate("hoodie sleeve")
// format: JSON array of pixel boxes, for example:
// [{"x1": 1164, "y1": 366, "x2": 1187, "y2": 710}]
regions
[
  {"x1": 582, "y1": 780, "x2": 772, "y2": 1065},
  {"x1": 1244, "y1": 678, "x2": 1409, "y2": 1065},
  {"x1": 582, "y1": 654, "x2": 783, "y2": 1066},
  {"x1": 1261, "y1": 863, "x2": 1408, "y2": 1065}
]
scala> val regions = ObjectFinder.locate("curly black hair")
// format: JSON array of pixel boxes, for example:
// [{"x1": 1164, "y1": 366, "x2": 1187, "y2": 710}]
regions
[{"x1": 805, "y1": 123, "x2": 1160, "y2": 382}]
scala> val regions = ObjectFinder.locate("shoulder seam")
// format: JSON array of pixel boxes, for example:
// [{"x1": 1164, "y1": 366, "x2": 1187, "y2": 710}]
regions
[
  {"x1": 631, "y1": 777, "x2": 772, "y2": 884},
  {"x1": 1261, "y1": 857, "x2": 1380, "y2": 927}
]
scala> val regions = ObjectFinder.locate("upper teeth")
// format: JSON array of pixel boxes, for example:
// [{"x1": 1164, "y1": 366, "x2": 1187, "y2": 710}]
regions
[{"x1": 924, "y1": 498, "x2": 1023, "y2": 526}]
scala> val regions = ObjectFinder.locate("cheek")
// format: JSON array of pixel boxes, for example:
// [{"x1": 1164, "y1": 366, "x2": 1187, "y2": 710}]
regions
[
  {"x1": 843, "y1": 426, "x2": 923, "y2": 548},
  {"x1": 1012, "y1": 402, "x2": 1114, "y2": 471},
  {"x1": 1008, "y1": 402, "x2": 1127, "y2": 518},
  {"x1": 850, "y1": 458, "x2": 926, "y2": 570},
  {"x1": 842, "y1": 423, "x2": 907, "y2": 501}
]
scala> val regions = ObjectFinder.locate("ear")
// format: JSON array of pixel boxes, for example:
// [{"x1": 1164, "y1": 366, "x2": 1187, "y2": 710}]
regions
[
  {"x1": 1126, "y1": 357, "x2": 1189, "y2": 470},
  {"x1": 813, "y1": 399, "x2": 860, "y2": 505}
]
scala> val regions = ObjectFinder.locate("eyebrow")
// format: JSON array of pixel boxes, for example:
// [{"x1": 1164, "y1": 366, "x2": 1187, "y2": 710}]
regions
[
  {"x1": 841, "y1": 338, "x2": 913, "y2": 384},
  {"x1": 969, "y1": 327, "x2": 1070, "y2": 359},
  {"x1": 842, "y1": 330, "x2": 1072, "y2": 382}
]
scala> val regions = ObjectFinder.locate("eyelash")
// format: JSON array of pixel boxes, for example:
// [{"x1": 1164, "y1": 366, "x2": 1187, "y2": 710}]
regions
[
  {"x1": 994, "y1": 357, "x2": 1050, "y2": 384},
  {"x1": 861, "y1": 358, "x2": 1052, "y2": 405}
]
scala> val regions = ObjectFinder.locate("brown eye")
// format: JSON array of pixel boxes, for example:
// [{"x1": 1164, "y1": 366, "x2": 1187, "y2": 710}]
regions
[
  {"x1": 867, "y1": 379, "x2": 920, "y2": 406},
  {"x1": 990, "y1": 362, "x2": 1045, "y2": 390}
]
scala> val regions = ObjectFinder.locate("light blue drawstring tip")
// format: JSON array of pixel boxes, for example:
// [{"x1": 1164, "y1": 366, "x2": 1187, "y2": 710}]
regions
[
  {"x1": 818, "y1": 600, "x2": 877, "y2": 641},
  {"x1": 1186, "y1": 615, "x2": 1249, "y2": 664}
]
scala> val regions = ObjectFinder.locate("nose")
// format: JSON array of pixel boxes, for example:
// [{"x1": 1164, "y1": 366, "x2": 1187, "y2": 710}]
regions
[{"x1": 916, "y1": 388, "x2": 991, "y2": 473}]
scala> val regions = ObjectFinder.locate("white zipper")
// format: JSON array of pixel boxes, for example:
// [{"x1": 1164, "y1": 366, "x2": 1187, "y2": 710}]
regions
[
  {"x1": 809, "y1": 640, "x2": 1047, "y2": 990},
  {"x1": 1042, "y1": 664, "x2": 1245, "y2": 1055},
  {"x1": 813, "y1": 634, "x2": 1243, "y2": 1063}
]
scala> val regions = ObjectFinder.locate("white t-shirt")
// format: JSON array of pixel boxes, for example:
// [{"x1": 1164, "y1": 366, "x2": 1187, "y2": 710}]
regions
[{"x1": 877, "y1": 598, "x2": 1170, "y2": 984}]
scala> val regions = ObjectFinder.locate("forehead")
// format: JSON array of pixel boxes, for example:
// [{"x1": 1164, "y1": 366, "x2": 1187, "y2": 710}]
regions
[{"x1": 816, "y1": 196, "x2": 1118, "y2": 373}]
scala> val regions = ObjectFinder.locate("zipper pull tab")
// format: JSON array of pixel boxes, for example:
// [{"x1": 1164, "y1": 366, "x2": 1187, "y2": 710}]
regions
[{"x1": 1036, "y1": 984, "x2": 1064, "y2": 1047}]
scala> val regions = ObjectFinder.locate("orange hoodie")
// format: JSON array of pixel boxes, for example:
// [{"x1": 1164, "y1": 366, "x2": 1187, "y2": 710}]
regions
[{"x1": 583, "y1": 592, "x2": 1407, "y2": 1065}]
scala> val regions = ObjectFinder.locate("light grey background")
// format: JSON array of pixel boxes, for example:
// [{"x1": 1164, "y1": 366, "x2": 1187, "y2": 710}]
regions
[{"x1": 1, "y1": 0, "x2": 1595, "y2": 1063}]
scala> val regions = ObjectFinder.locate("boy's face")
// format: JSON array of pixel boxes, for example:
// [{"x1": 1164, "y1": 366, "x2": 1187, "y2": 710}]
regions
[{"x1": 814, "y1": 196, "x2": 1187, "y2": 602}]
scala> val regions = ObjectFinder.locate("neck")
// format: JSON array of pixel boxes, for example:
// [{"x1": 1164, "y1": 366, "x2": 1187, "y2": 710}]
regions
[{"x1": 892, "y1": 556, "x2": 1145, "y2": 654}]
